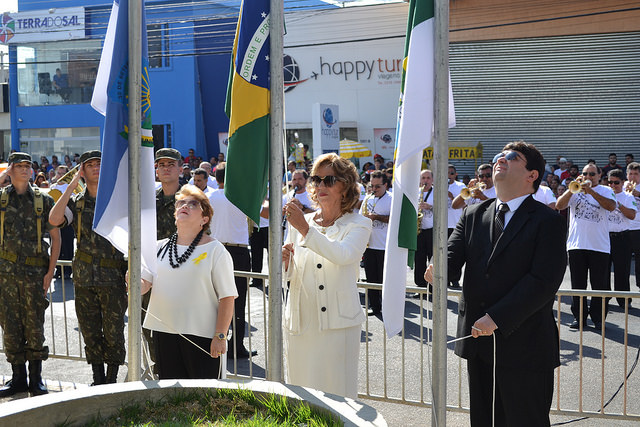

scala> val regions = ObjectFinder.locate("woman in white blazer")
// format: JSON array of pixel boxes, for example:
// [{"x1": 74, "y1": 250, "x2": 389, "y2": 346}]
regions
[{"x1": 283, "y1": 153, "x2": 372, "y2": 398}]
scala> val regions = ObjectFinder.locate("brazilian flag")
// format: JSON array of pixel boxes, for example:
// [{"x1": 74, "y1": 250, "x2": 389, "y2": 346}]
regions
[{"x1": 224, "y1": 0, "x2": 270, "y2": 224}]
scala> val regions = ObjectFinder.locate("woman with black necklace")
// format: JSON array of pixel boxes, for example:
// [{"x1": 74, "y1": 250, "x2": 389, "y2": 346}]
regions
[{"x1": 139, "y1": 185, "x2": 237, "y2": 379}]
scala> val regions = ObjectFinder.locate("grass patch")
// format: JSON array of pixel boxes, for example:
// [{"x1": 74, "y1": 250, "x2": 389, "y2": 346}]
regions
[{"x1": 81, "y1": 387, "x2": 342, "y2": 426}]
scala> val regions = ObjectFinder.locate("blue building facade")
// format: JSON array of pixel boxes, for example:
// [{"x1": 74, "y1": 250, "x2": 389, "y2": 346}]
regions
[{"x1": 8, "y1": 0, "x2": 236, "y2": 161}]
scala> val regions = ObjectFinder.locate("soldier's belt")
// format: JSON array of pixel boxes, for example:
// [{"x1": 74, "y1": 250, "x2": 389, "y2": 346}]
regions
[
  {"x1": 75, "y1": 250, "x2": 126, "y2": 269},
  {"x1": 0, "y1": 249, "x2": 48, "y2": 267}
]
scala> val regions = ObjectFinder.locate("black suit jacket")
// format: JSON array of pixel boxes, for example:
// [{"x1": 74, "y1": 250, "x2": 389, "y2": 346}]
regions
[{"x1": 448, "y1": 195, "x2": 567, "y2": 371}]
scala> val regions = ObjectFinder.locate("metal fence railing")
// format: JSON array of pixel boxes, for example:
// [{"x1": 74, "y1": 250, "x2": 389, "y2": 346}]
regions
[{"x1": 2, "y1": 261, "x2": 639, "y2": 422}]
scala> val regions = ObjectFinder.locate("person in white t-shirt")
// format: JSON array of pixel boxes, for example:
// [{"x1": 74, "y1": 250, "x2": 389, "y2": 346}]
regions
[
  {"x1": 452, "y1": 164, "x2": 496, "y2": 209},
  {"x1": 532, "y1": 182, "x2": 557, "y2": 209},
  {"x1": 141, "y1": 185, "x2": 237, "y2": 379},
  {"x1": 415, "y1": 169, "x2": 434, "y2": 292},
  {"x1": 359, "y1": 170, "x2": 391, "y2": 316},
  {"x1": 282, "y1": 170, "x2": 314, "y2": 218},
  {"x1": 188, "y1": 161, "x2": 218, "y2": 189},
  {"x1": 209, "y1": 163, "x2": 255, "y2": 359},
  {"x1": 606, "y1": 169, "x2": 637, "y2": 307},
  {"x1": 556, "y1": 164, "x2": 617, "y2": 329},
  {"x1": 192, "y1": 168, "x2": 214, "y2": 199},
  {"x1": 625, "y1": 162, "x2": 640, "y2": 290},
  {"x1": 447, "y1": 165, "x2": 465, "y2": 288}
]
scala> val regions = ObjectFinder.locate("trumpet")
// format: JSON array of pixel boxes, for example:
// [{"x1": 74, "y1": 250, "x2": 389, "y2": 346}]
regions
[
  {"x1": 568, "y1": 179, "x2": 592, "y2": 194},
  {"x1": 47, "y1": 164, "x2": 84, "y2": 202},
  {"x1": 460, "y1": 182, "x2": 486, "y2": 200},
  {"x1": 624, "y1": 181, "x2": 637, "y2": 194}
]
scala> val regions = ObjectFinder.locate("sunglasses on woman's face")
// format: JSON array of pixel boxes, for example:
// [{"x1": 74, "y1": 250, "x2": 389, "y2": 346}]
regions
[
  {"x1": 309, "y1": 175, "x2": 342, "y2": 187},
  {"x1": 175, "y1": 199, "x2": 202, "y2": 210}
]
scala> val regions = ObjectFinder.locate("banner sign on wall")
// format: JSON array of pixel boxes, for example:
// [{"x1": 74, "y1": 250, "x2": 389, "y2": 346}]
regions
[
  {"x1": 1, "y1": 7, "x2": 85, "y2": 44},
  {"x1": 373, "y1": 128, "x2": 396, "y2": 163},
  {"x1": 423, "y1": 143, "x2": 483, "y2": 160},
  {"x1": 312, "y1": 103, "x2": 340, "y2": 159}
]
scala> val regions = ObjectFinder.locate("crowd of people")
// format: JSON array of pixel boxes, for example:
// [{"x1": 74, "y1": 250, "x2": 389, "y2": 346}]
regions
[{"x1": 0, "y1": 143, "x2": 638, "y2": 422}]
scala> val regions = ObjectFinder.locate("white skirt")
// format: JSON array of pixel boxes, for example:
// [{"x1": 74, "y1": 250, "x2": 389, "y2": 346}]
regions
[{"x1": 285, "y1": 321, "x2": 360, "y2": 399}]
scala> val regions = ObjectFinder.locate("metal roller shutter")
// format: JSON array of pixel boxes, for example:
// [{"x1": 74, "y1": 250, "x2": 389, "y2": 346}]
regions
[{"x1": 448, "y1": 32, "x2": 640, "y2": 176}]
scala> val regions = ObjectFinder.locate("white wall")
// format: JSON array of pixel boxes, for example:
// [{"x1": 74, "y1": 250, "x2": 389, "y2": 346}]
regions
[{"x1": 283, "y1": 3, "x2": 408, "y2": 164}]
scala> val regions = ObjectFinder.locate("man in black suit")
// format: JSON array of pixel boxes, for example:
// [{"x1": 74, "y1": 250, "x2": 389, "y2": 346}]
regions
[{"x1": 426, "y1": 141, "x2": 567, "y2": 426}]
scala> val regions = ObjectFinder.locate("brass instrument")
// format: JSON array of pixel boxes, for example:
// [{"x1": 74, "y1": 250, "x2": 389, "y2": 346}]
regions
[
  {"x1": 460, "y1": 182, "x2": 487, "y2": 200},
  {"x1": 624, "y1": 181, "x2": 637, "y2": 194},
  {"x1": 47, "y1": 165, "x2": 84, "y2": 202},
  {"x1": 417, "y1": 185, "x2": 425, "y2": 233},
  {"x1": 362, "y1": 193, "x2": 372, "y2": 217},
  {"x1": 568, "y1": 179, "x2": 592, "y2": 194}
]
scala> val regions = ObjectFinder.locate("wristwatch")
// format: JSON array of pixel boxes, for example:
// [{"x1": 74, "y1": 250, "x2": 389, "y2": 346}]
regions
[{"x1": 215, "y1": 332, "x2": 227, "y2": 341}]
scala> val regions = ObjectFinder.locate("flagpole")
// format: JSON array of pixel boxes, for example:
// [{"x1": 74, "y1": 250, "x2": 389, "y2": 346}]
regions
[
  {"x1": 432, "y1": 0, "x2": 450, "y2": 423},
  {"x1": 127, "y1": 0, "x2": 142, "y2": 381},
  {"x1": 267, "y1": 0, "x2": 284, "y2": 382}
]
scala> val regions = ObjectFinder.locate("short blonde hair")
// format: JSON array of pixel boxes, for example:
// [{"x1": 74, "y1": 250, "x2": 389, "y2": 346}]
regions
[
  {"x1": 308, "y1": 153, "x2": 360, "y2": 214},
  {"x1": 175, "y1": 184, "x2": 213, "y2": 234}
]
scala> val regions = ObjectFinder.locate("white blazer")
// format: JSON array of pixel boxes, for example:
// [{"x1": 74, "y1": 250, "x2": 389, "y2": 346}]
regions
[{"x1": 284, "y1": 211, "x2": 372, "y2": 334}]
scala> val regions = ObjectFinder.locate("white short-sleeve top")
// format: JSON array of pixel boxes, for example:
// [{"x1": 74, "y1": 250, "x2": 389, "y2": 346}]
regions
[{"x1": 144, "y1": 239, "x2": 238, "y2": 338}]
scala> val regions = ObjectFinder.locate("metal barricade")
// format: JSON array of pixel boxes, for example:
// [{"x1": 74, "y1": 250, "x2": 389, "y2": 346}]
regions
[{"x1": 2, "y1": 261, "x2": 639, "y2": 423}]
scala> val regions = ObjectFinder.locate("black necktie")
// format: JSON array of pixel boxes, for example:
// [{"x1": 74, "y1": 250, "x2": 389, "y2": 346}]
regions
[{"x1": 493, "y1": 202, "x2": 509, "y2": 246}]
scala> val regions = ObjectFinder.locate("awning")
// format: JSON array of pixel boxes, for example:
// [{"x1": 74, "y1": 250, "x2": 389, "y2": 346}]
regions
[{"x1": 339, "y1": 139, "x2": 371, "y2": 159}]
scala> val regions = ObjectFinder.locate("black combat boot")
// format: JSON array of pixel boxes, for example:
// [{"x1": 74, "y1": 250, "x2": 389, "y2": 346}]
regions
[
  {"x1": 27, "y1": 360, "x2": 48, "y2": 396},
  {"x1": 106, "y1": 364, "x2": 119, "y2": 384},
  {"x1": 0, "y1": 364, "x2": 28, "y2": 397},
  {"x1": 91, "y1": 363, "x2": 106, "y2": 386}
]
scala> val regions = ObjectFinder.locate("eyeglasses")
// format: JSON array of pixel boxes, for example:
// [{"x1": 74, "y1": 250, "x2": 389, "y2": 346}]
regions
[
  {"x1": 309, "y1": 175, "x2": 343, "y2": 187},
  {"x1": 175, "y1": 199, "x2": 202, "y2": 210},
  {"x1": 477, "y1": 173, "x2": 492, "y2": 179},
  {"x1": 492, "y1": 151, "x2": 522, "y2": 163},
  {"x1": 609, "y1": 180, "x2": 622, "y2": 185},
  {"x1": 582, "y1": 172, "x2": 597, "y2": 177},
  {"x1": 448, "y1": 171, "x2": 456, "y2": 176}
]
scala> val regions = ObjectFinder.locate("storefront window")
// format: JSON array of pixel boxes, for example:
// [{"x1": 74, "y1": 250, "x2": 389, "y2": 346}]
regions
[
  {"x1": 20, "y1": 127, "x2": 100, "y2": 160},
  {"x1": 17, "y1": 40, "x2": 101, "y2": 106}
]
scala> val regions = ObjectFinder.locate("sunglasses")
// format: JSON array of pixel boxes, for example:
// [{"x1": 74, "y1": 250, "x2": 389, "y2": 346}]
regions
[
  {"x1": 175, "y1": 199, "x2": 202, "y2": 210},
  {"x1": 309, "y1": 175, "x2": 343, "y2": 187},
  {"x1": 477, "y1": 173, "x2": 492, "y2": 179},
  {"x1": 609, "y1": 180, "x2": 622, "y2": 185},
  {"x1": 492, "y1": 151, "x2": 522, "y2": 163},
  {"x1": 448, "y1": 171, "x2": 456, "y2": 176},
  {"x1": 582, "y1": 172, "x2": 597, "y2": 177}
]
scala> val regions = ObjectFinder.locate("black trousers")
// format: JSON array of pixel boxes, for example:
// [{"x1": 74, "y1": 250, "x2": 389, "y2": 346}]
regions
[
  {"x1": 414, "y1": 228, "x2": 433, "y2": 288},
  {"x1": 630, "y1": 229, "x2": 640, "y2": 289},
  {"x1": 154, "y1": 331, "x2": 220, "y2": 379},
  {"x1": 608, "y1": 231, "x2": 632, "y2": 306},
  {"x1": 467, "y1": 356, "x2": 554, "y2": 427},
  {"x1": 569, "y1": 249, "x2": 610, "y2": 324},
  {"x1": 363, "y1": 248, "x2": 384, "y2": 311},
  {"x1": 224, "y1": 245, "x2": 251, "y2": 351},
  {"x1": 249, "y1": 226, "x2": 269, "y2": 287}
]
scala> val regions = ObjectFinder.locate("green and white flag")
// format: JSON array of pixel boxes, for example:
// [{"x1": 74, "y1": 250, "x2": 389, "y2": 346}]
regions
[{"x1": 382, "y1": 0, "x2": 455, "y2": 338}]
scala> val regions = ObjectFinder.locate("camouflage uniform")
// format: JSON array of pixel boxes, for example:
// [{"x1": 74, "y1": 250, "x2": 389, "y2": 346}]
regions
[
  {"x1": 0, "y1": 185, "x2": 55, "y2": 364},
  {"x1": 156, "y1": 187, "x2": 178, "y2": 240},
  {"x1": 65, "y1": 191, "x2": 127, "y2": 366}
]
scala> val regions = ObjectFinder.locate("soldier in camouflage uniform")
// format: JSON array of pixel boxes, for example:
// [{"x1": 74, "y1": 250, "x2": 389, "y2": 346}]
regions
[
  {"x1": 49, "y1": 150, "x2": 127, "y2": 385},
  {"x1": 0, "y1": 152, "x2": 61, "y2": 397},
  {"x1": 142, "y1": 148, "x2": 183, "y2": 374}
]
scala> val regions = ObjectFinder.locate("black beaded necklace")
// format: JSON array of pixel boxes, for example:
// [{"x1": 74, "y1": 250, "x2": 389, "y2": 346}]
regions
[{"x1": 167, "y1": 229, "x2": 204, "y2": 269}]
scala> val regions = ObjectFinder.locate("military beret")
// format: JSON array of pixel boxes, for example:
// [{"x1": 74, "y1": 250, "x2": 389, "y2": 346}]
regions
[
  {"x1": 79, "y1": 150, "x2": 102, "y2": 164},
  {"x1": 8, "y1": 152, "x2": 32, "y2": 164},
  {"x1": 155, "y1": 148, "x2": 182, "y2": 162}
]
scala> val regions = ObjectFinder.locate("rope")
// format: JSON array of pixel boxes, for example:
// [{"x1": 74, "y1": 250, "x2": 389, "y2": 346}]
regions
[{"x1": 141, "y1": 306, "x2": 224, "y2": 379}]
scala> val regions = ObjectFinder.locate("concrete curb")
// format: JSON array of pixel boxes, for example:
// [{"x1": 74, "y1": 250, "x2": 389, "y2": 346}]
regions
[{"x1": 0, "y1": 379, "x2": 387, "y2": 426}]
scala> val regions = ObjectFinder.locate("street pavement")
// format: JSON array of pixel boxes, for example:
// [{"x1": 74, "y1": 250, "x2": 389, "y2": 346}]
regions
[{"x1": 1, "y1": 262, "x2": 639, "y2": 426}]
